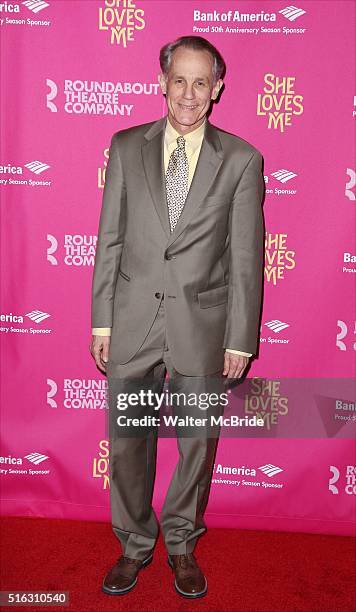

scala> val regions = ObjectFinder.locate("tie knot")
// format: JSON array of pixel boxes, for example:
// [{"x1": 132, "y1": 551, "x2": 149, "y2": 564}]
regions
[{"x1": 176, "y1": 136, "x2": 186, "y2": 149}]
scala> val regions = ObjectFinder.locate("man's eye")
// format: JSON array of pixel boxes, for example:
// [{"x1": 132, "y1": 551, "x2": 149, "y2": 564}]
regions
[
  {"x1": 175, "y1": 79, "x2": 183, "y2": 84},
  {"x1": 196, "y1": 82, "x2": 205, "y2": 87}
]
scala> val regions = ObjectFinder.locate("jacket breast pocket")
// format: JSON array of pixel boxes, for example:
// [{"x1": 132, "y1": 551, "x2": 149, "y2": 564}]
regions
[
  {"x1": 197, "y1": 284, "x2": 229, "y2": 308},
  {"x1": 203, "y1": 193, "x2": 231, "y2": 208},
  {"x1": 118, "y1": 268, "x2": 131, "y2": 282}
]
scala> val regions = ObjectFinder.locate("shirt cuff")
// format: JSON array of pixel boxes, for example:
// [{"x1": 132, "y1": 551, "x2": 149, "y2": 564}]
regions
[
  {"x1": 225, "y1": 348, "x2": 252, "y2": 357},
  {"x1": 92, "y1": 327, "x2": 111, "y2": 336},
  {"x1": 90, "y1": 333, "x2": 251, "y2": 357}
]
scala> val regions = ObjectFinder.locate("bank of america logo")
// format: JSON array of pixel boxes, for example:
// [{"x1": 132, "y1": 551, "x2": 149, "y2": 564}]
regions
[
  {"x1": 259, "y1": 464, "x2": 283, "y2": 477},
  {"x1": 22, "y1": 0, "x2": 50, "y2": 14},
  {"x1": 271, "y1": 169, "x2": 297, "y2": 184},
  {"x1": 24, "y1": 452, "x2": 49, "y2": 465},
  {"x1": 24, "y1": 161, "x2": 50, "y2": 175},
  {"x1": 265, "y1": 320, "x2": 290, "y2": 333},
  {"x1": 279, "y1": 6, "x2": 306, "y2": 21},
  {"x1": 25, "y1": 310, "x2": 51, "y2": 323}
]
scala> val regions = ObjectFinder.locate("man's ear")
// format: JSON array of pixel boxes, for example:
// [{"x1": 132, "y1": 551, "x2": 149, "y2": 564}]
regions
[
  {"x1": 211, "y1": 79, "x2": 223, "y2": 101},
  {"x1": 158, "y1": 73, "x2": 167, "y2": 95}
]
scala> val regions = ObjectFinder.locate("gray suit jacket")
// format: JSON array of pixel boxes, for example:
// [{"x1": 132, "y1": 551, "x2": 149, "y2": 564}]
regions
[{"x1": 91, "y1": 117, "x2": 265, "y2": 376}]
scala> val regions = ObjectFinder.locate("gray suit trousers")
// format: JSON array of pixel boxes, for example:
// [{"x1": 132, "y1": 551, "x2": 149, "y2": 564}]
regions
[{"x1": 107, "y1": 296, "x2": 224, "y2": 559}]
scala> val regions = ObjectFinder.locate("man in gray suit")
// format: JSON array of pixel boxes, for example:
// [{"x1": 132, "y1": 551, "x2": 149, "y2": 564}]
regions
[{"x1": 90, "y1": 36, "x2": 264, "y2": 599}]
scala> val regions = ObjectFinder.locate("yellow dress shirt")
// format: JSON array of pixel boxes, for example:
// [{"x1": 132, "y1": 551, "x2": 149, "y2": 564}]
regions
[{"x1": 93, "y1": 117, "x2": 252, "y2": 358}]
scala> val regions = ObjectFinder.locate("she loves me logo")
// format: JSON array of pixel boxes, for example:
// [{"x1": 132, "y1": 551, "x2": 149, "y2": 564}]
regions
[
  {"x1": 98, "y1": 0, "x2": 145, "y2": 47},
  {"x1": 257, "y1": 73, "x2": 304, "y2": 132},
  {"x1": 264, "y1": 233, "x2": 296, "y2": 285}
]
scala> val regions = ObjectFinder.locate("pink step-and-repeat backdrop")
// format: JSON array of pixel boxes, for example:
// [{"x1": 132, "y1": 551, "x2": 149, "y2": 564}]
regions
[{"x1": 1, "y1": 1, "x2": 355, "y2": 536}]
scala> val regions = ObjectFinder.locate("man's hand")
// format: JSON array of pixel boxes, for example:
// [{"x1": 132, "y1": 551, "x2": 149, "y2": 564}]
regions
[
  {"x1": 90, "y1": 335, "x2": 110, "y2": 373},
  {"x1": 223, "y1": 351, "x2": 250, "y2": 379}
]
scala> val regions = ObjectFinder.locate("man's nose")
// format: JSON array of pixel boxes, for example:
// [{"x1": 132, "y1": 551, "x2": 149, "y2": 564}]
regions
[{"x1": 182, "y1": 84, "x2": 195, "y2": 99}]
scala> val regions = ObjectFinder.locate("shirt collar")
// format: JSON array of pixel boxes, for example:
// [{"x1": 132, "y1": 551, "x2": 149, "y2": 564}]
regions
[{"x1": 164, "y1": 117, "x2": 206, "y2": 154}]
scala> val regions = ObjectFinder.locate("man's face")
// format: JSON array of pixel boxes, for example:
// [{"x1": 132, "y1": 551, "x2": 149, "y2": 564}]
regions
[{"x1": 158, "y1": 46, "x2": 223, "y2": 134}]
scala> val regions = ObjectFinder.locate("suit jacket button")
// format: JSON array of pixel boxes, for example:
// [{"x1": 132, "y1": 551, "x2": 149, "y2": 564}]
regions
[
  {"x1": 164, "y1": 252, "x2": 172, "y2": 260},
  {"x1": 155, "y1": 292, "x2": 161, "y2": 299}
]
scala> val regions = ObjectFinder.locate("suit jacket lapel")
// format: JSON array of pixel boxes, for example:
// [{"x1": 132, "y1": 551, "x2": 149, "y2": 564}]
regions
[
  {"x1": 141, "y1": 117, "x2": 224, "y2": 245},
  {"x1": 141, "y1": 117, "x2": 171, "y2": 239},
  {"x1": 166, "y1": 120, "x2": 224, "y2": 248}
]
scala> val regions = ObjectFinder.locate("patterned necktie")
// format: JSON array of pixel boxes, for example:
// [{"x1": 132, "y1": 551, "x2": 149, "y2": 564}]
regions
[{"x1": 165, "y1": 135, "x2": 189, "y2": 233}]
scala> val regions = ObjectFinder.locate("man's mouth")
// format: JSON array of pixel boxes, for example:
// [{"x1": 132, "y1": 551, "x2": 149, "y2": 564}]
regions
[{"x1": 178, "y1": 104, "x2": 199, "y2": 110}]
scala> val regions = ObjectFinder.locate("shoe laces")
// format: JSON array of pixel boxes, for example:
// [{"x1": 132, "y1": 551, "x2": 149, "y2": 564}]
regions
[
  {"x1": 176, "y1": 553, "x2": 196, "y2": 570},
  {"x1": 121, "y1": 555, "x2": 141, "y2": 566}
]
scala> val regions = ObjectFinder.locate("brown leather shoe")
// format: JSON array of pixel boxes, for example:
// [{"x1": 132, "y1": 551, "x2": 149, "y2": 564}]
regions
[
  {"x1": 168, "y1": 553, "x2": 207, "y2": 598},
  {"x1": 102, "y1": 552, "x2": 153, "y2": 595}
]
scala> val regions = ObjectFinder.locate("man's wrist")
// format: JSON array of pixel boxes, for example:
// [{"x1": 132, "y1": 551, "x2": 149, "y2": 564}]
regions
[
  {"x1": 92, "y1": 327, "x2": 111, "y2": 336},
  {"x1": 225, "y1": 348, "x2": 252, "y2": 357}
]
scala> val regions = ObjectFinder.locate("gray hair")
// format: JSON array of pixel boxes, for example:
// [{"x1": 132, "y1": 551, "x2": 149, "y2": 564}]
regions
[{"x1": 159, "y1": 36, "x2": 226, "y2": 83}]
